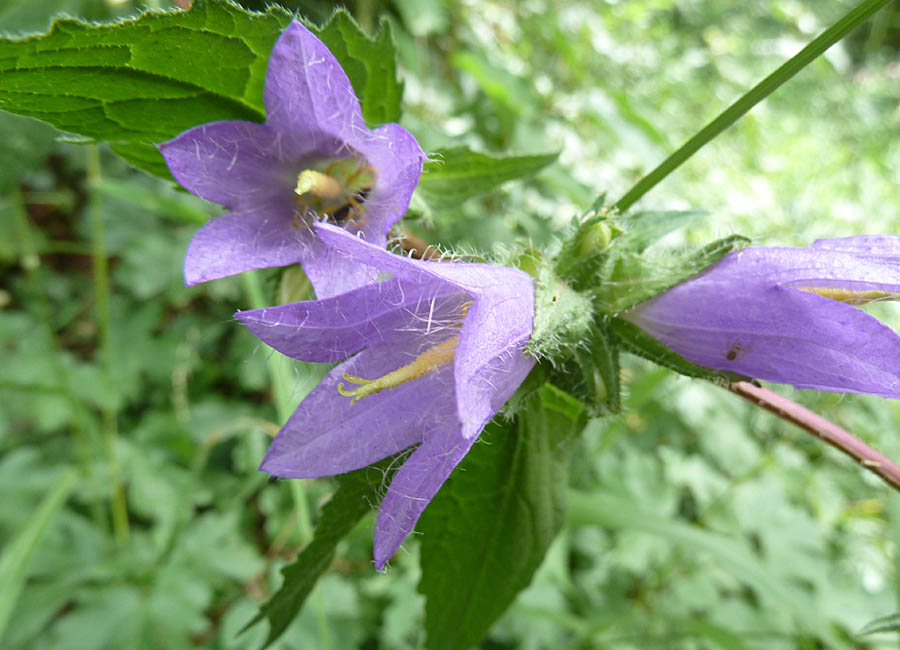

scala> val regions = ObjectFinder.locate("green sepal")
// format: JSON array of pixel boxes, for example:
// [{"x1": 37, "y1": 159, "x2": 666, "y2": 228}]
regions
[
  {"x1": 597, "y1": 234, "x2": 750, "y2": 313},
  {"x1": 418, "y1": 384, "x2": 585, "y2": 650},
  {"x1": 543, "y1": 316, "x2": 621, "y2": 417},
  {"x1": 242, "y1": 460, "x2": 391, "y2": 649},
  {"x1": 526, "y1": 261, "x2": 594, "y2": 360},
  {"x1": 610, "y1": 317, "x2": 748, "y2": 384}
]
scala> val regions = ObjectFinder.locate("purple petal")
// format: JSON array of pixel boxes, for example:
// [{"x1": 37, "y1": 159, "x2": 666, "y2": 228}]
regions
[
  {"x1": 183, "y1": 201, "x2": 311, "y2": 285},
  {"x1": 352, "y1": 123, "x2": 427, "y2": 241},
  {"x1": 301, "y1": 237, "x2": 382, "y2": 299},
  {"x1": 236, "y1": 278, "x2": 465, "y2": 362},
  {"x1": 159, "y1": 121, "x2": 291, "y2": 209},
  {"x1": 694, "y1": 247, "x2": 900, "y2": 295},
  {"x1": 373, "y1": 423, "x2": 476, "y2": 571},
  {"x1": 260, "y1": 339, "x2": 456, "y2": 478},
  {"x1": 313, "y1": 223, "x2": 537, "y2": 437},
  {"x1": 811, "y1": 235, "x2": 900, "y2": 257},
  {"x1": 263, "y1": 21, "x2": 363, "y2": 157},
  {"x1": 446, "y1": 269, "x2": 536, "y2": 438},
  {"x1": 626, "y1": 283, "x2": 900, "y2": 397}
]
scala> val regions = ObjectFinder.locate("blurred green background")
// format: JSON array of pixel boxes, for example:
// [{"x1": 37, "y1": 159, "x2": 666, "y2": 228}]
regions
[{"x1": 1, "y1": 0, "x2": 900, "y2": 648}]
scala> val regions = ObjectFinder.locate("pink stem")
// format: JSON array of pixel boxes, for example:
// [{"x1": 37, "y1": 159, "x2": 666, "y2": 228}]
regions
[{"x1": 727, "y1": 381, "x2": 900, "y2": 492}]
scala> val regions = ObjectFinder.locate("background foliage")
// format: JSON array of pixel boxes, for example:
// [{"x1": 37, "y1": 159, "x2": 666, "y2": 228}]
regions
[{"x1": 1, "y1": 0, "x2": 900, "y2": 648}]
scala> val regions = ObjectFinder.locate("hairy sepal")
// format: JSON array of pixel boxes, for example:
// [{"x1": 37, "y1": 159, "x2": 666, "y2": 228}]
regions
[{"x1": 526, "y1": 262, "x2": 594, "y2": 361}]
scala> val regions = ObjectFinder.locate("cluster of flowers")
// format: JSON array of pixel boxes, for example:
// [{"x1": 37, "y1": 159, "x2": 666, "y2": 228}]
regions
[
  {"x1": 160, "y1": 22, "x2": 535, "y2": 570},
  {"x1": 161, "y1": 20, "x2": 900, "y2": 569}
]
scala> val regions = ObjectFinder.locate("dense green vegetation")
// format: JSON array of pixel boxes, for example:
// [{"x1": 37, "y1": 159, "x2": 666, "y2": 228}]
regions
[{"x1": 1, "y1": 1, "x2": 899, "y2": 648}]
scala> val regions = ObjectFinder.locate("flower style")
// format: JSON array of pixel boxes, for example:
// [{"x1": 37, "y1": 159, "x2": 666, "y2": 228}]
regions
[
  {"x1": 622, "y1": 235, "x2": 900, "y2": 397},
  {"x1": 236, "y1": 223, "x2": 536, "y2": 569},
  {"x1": 159, "y1": 20, "x2": 425, "y2": 297}
]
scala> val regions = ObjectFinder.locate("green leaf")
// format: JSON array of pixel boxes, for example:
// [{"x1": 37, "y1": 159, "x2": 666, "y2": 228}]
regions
[
  {"x1": 598, "y1": 234, "x2": 750, "y2": 312},
  {"x1": 566, "y1": 490, "x2": 849, "y2": 649},
  {"x1": 859, "y1": 612, "x2": 900, "y2": 636},
  {"x1": 618, "y1": 209, "x2": 707, "y2": 253},
  {"x1": 244, "y1": 463, "x2": 386, "y2": 650},
  {"x1": 418, "y1": 384, "x2": 585, "y2": 650},
  {"x1": 0, "y1": 2, "x2": 404, "y2": 179},
  {"x1": 0, "y1": 0, "x2": 291, "y2": 177},
  {"x1": 313, "y1": 10, "x2": 402, "y2": 126},
  {"x1": 610, "y1": 317, "x2": 745, "y2": 383},
  {"x1": 418, "y1": 146, "x2": 558, "y2": 207},
  {"x1": 0, "y1": 468, "x2": 75, "y2": 643}
]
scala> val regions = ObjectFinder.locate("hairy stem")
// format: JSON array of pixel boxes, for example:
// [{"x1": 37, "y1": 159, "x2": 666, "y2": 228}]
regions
[
  {"x1": 615, "y1": 0, "x2": 893, "y2": 212},
  {"x1": 727, "y1": 381, "x2": 900, "y2": 492}
]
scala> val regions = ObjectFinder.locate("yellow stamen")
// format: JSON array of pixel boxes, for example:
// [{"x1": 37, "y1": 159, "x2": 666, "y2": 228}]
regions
[
  {"x1": 295, "y1": 169, "x2": 343, "y2": 199},
  {"x1": 337, "y1": 337, "x2": 457, "y2": 405},
  {"x1": 796, "y1": 287, "x2": 899, "y2": 305}
]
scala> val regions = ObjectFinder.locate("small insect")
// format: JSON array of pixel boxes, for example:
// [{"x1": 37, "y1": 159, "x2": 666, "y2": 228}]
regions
[
  {"x1": 293, "y1": 157, "x2": 377, "y2": 228},
  {"x1": 725, "y1": 342, "x2": 747, "y2": 361}
]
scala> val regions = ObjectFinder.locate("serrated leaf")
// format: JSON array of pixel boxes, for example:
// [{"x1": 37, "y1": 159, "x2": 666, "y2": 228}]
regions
[
  {"x1": 418, "y1": 384, "x2": 585, "y2": 650},
  {"x1": 0, "y1": 0, "x2": 290, "y2": 177},
  {"x1": 314, "y1": 11, "x2": 402, "y2": 126},
  {"x1": 597, "y1": 234, "x2": 750, "y2": 312},
  {"x1": 418, "y1": 146, "x2": 558, "y2": 207},
  {"x1": 0, "y1": 2, "x2": 403, "y2": 179},
  {"x1": 243, "y1": 463, "x2": 387, "y2": 650},
  {"x1": 610, "y1": 317, "x2": 747, "y2": 383}
]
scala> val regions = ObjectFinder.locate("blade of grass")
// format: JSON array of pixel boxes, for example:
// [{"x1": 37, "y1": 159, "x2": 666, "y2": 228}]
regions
[
  {"x1": 0, "y1": 469, "x2": 76, "y2": 643},
  {"x1": 614, "y1": 0, "x2": 893, "y2": 212}
]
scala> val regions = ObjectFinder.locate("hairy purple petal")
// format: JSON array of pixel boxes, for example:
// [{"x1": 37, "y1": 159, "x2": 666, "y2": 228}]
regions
[
  {"x1": 373, "y1": 424, "x2": 476, "y2": 570},
  {"x1": 160, "y1": 20, "x2": 425, "y2": 296},
  {"x1": 158, "y1": 121, "x2": 289, "y2": 209},
  {"x1": 625, "y1": 236, "x2": 900, "y2": 397},
  {"x1": 236, "y1": 278, "x2": 464, "y2": 362},
  {"x1": 238, "y1": 224, "x2": 536, "y2": 568},
  {"x1": 183, "y1": 201, "x2": 307, "y2": 286},
  {"x1": 260, "y1": 340, "x2": 455, "y2": 478}
]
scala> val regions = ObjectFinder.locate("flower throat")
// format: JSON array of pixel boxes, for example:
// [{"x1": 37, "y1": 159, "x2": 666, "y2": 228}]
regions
[{"x1": 293, "y1": 157, "x2": 376, "y2": 227}]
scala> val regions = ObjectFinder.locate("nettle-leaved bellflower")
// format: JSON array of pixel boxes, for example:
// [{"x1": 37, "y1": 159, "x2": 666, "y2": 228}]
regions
[
  {"x1": 159, "y1": 20, "x2": 425, "y2": 297},
  {"x1": 623, "y1": 235, "x2": 900, "y2": 397},
  {"x1": 236, "y1": 223, "x2": 536, "y2": 569}
]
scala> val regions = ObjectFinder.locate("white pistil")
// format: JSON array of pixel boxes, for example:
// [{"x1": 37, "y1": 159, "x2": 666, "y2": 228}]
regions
[
  {"x1": 295, "y1": 169, "x2": 342, "y2": 199},
  {"x1": 337, "y1": 337, "x2": 458, "y2": 405},
  {"x1": 797, "y1": 287, "x2": 898, "y2": 305}
]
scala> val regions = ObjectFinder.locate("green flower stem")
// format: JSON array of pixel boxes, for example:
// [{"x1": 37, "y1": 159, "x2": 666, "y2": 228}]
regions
[
  {"x1": 240, "y1": 270, "x2": 330, "y2": 650},
  {"x1": 86, "y1": 146, "x2": 129, "y2": 543},
  {"x1": 10, "y1": 190, "x2": 108, "y2": 534},
  {"x1": 614, "y1": 0, "x2": 892, "y2": 213}
]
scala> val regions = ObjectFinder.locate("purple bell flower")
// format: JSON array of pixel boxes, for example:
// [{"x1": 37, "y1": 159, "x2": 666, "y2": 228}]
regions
[
  {"x1": 159, "y1": 20, "x2": 425, "y2": 297},
  {"x1": 623, "y1": 235, "x2": 900, "y2": 397},
  {"x1": 236, "y1": 223, "x2": 536, "y2": 569}
]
